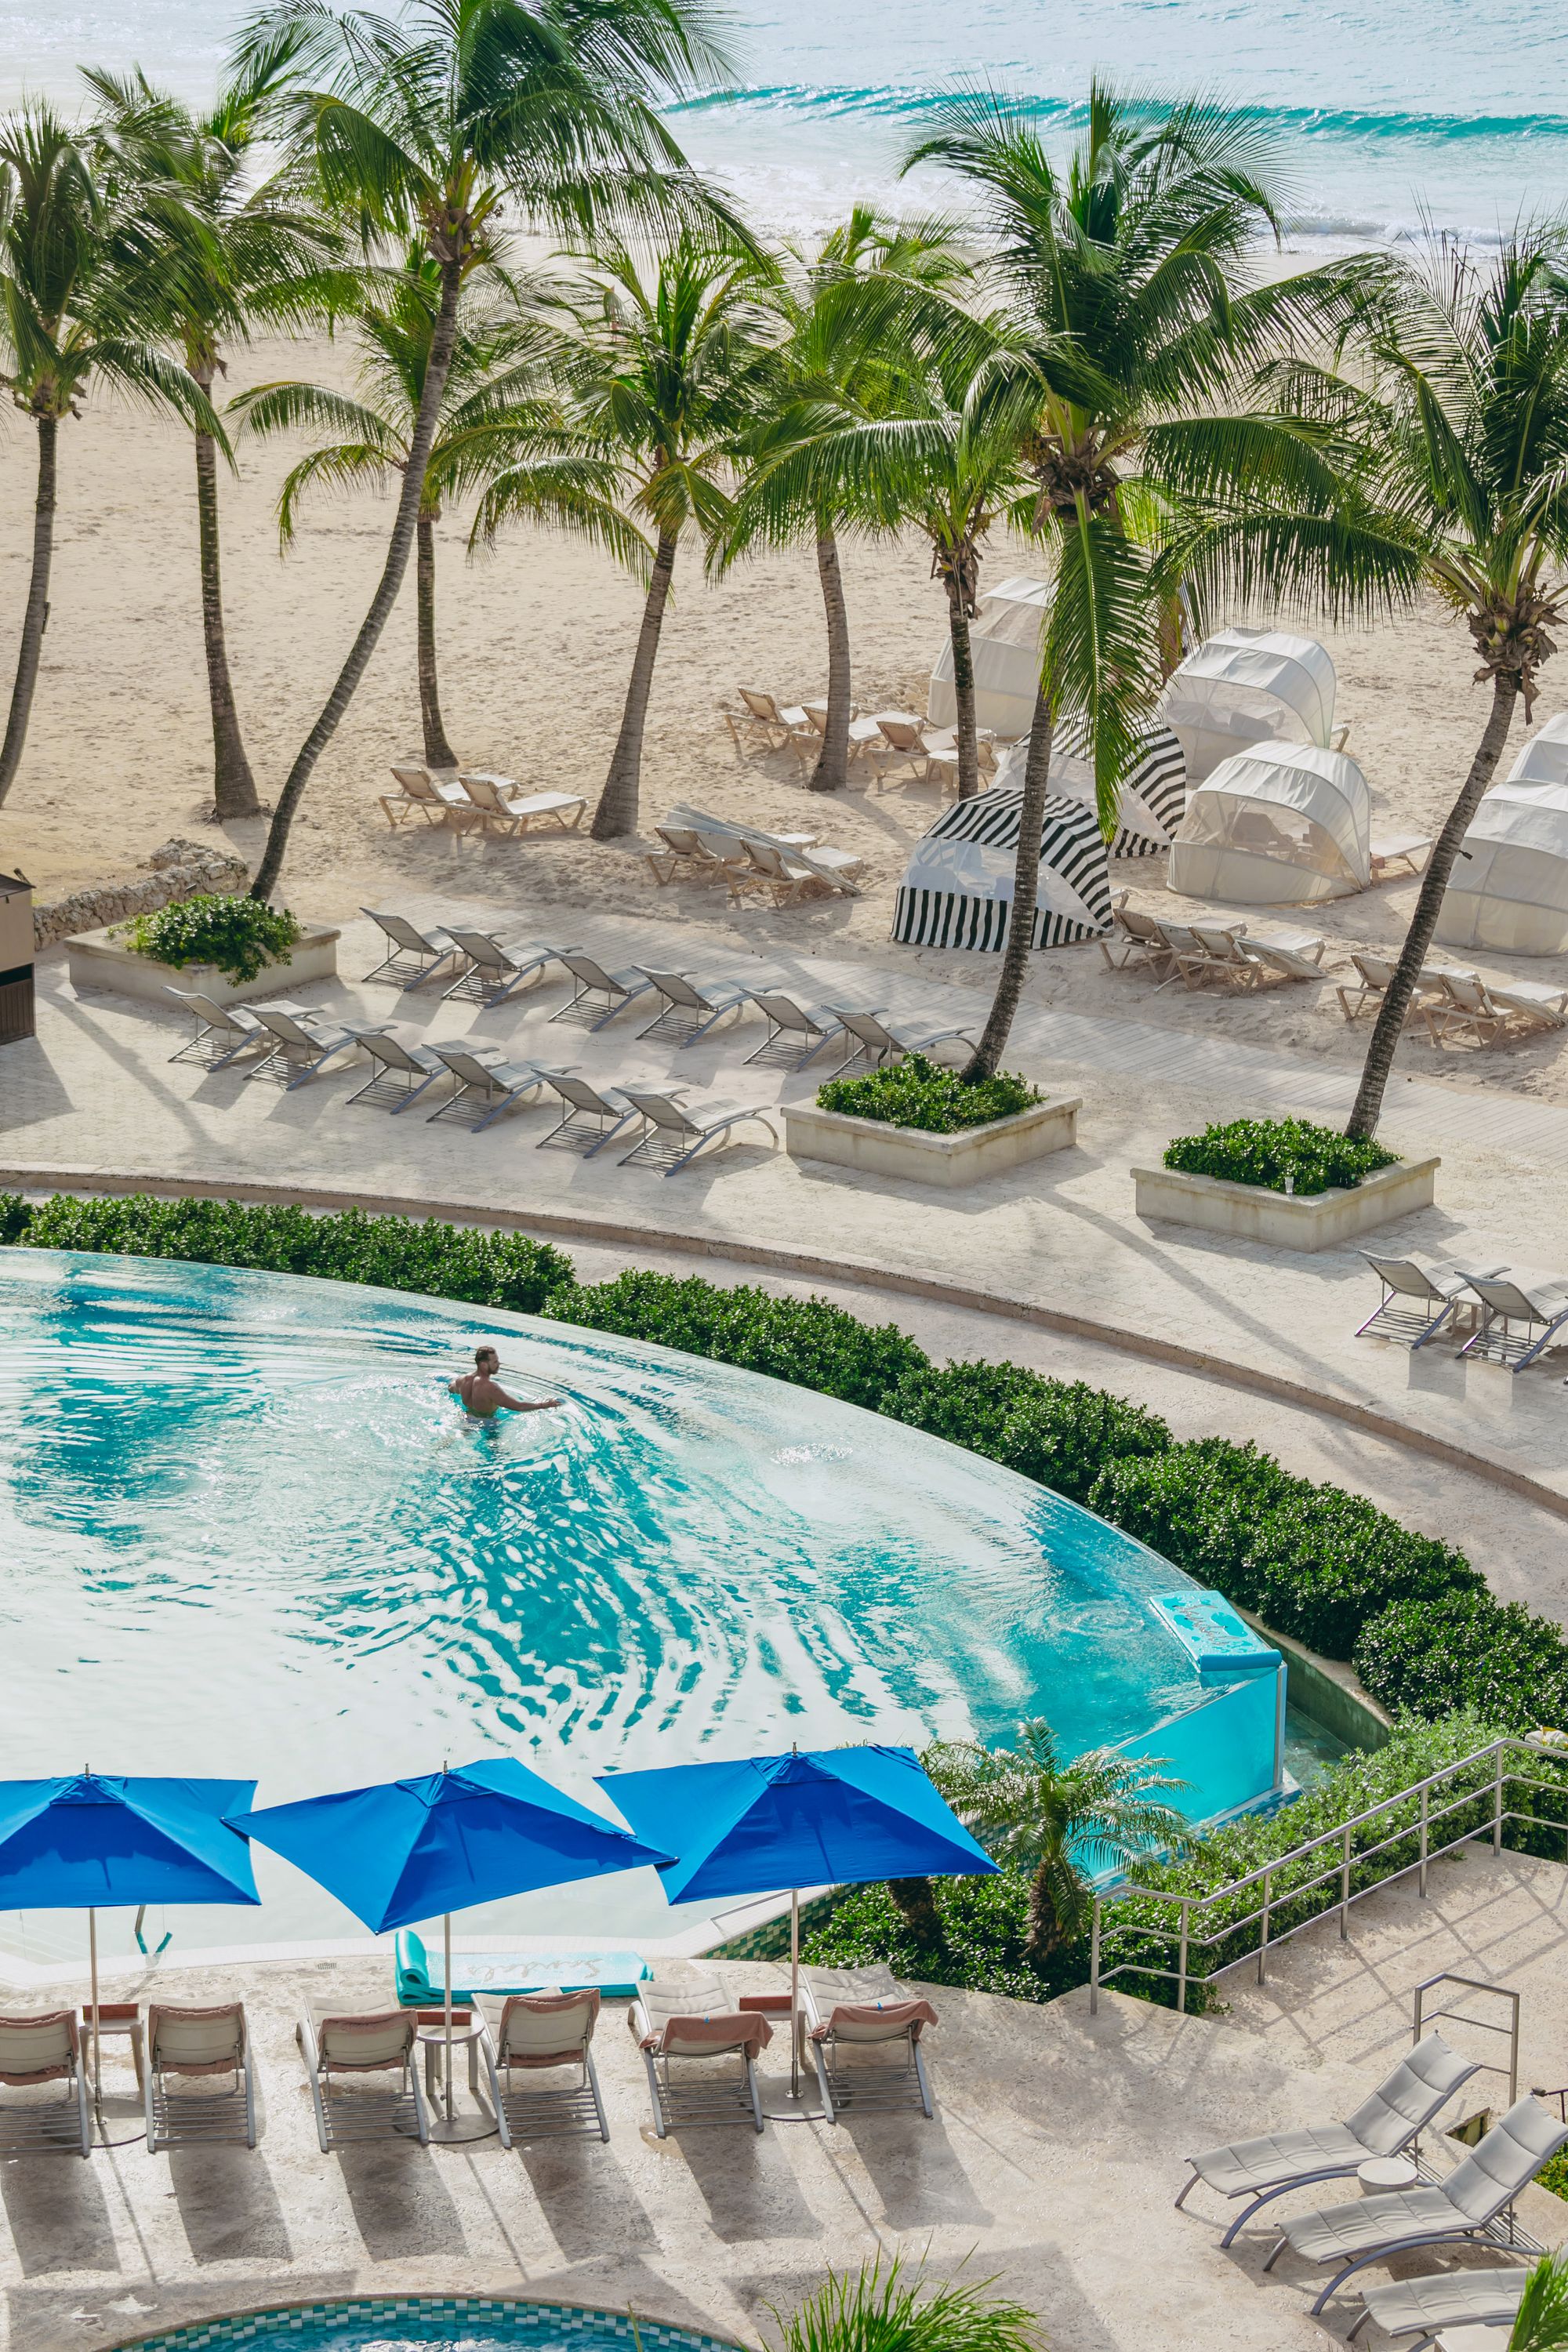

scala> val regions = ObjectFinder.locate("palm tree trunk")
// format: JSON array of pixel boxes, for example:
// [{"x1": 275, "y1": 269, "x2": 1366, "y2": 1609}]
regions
[
  {"x1": 1346, "y1": 671, "x2": 1519, "y2": 1138},
  {"x1": 964, "y1": 679, "x2": 1054, "y2": 1080},
  {"x1": 193, "y1": 368, "x2": 261, "y2": 822},
  {"x1": 885, "y1": 1876, "x2": 944, "y2": 1947},
  {"x1": 249, "y1": 257, "x2": 464, "y2": 902},
  {"x1": 591, "y1": 529, "x2": 677, "y2": 840},
  {"x1": 946, "y1": 572, "x2": 981, "y2": 800},
  {"x1": 416, "y1": 508, "x2": 458, "y2": 771},
  {"x1": 0, "y1": 413, "x2": 58, "y2": 807},
  {"x1": 809, "y1": 528, "x2": 851, "y2": 793}
]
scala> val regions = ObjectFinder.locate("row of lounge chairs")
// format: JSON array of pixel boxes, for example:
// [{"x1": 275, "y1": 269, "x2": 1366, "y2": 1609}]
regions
[
  {"x1": 644, "y1": 822, "x2": 863, "y2": 903},
  {"x1": 381, "y1": 762, "x2": 587, "y2": 839},
  {"x1": 724, "y1": 689, "x2": 996, "y2": 794},
  {"x1": 1179, "y1": 2028, "x2": 1568, "y2": 2333},
  {"x1": 1358, "y1": 1251, "x2": 1568, "y2": 1373},
  {"x1": 1101, "y1": 902, "x2": 1330, "y2": 989},
  {"x1": 0, "y1": 2001, "x2": 255, "y2": 2157},
  {"x1": 1338, "y1": 952, "x2": 1568, "y2": 1045}
]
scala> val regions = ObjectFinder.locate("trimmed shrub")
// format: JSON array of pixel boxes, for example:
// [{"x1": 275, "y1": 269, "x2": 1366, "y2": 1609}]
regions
[
  {"x1": 804, "y1": 1863, "x2": 1088, "y2": 2005},
  {"x1": 115, "y1": 893, "x2": 300, "y2": 985},
  {"x1": 1163, "y1": 1116, "x2": 1399, "y2": 1196},
  {"x1": 1354, "y1": 1591, "x2": 1568, "y2": 1734},
  {"x1": 816, "y1": 1053, "x2": 1040, "y2": 1134},
  {"x1": 540, "y1": 1269, "x2": 931, "y2": 1411},
  {"x1": 881, "y1": 1359, "x2": 1171, "y2": 1508}
]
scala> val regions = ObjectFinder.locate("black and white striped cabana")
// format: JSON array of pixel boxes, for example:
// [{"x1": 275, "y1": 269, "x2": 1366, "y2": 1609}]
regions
[
  {"x1": 892, "y1": 788, "x2": 1113, "y2": 953},
  {"x1": 995, "y1": 724, "x2": 1189, "y2": 859}
]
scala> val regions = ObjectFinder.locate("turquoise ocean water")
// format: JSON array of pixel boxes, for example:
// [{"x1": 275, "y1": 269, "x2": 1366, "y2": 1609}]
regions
[{"x1": 1, "y1": 0, "x2": 1564, "y2": 245}]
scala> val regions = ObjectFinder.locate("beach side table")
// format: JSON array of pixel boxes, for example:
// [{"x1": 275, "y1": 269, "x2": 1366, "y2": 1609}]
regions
[
  {"x1": 1358, "y1": 2154, "x2": 1420, "y2": 2194},
  {"x1": 413, "y1": 2008, "x2": 482, "y2": 2102},
  {"x1": 82, "y1": 2003, "x2": 145, "y2": 2092}
]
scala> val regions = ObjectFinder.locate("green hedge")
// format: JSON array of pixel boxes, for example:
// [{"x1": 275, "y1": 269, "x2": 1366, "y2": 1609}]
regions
[
  {"x1": 1354, "y1": 1591, "x2": 1568, "y2": 1729},
  {"x1": 816, "y1": 1054, "x2": 1039, "y2": 1134},
  {"x1": 1163, "y1": 1115, "x2": 1399, "y2": 1196},
  {"x1": 880, "y1": 1359, "x2": 1172, "y2": 1508}
]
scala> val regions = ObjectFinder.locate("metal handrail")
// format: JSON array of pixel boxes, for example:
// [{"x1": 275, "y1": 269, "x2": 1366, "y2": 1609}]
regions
[
  {"x1": 1089, "y1": 1736, "x2": 1567, "y2": 2015},
  {"x1": 1414, "y1": 1972, "x2": 1520, "y2": 2108}
]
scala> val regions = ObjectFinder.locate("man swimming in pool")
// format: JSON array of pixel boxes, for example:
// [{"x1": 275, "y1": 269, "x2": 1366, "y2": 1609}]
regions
[{"x1": 449, "y1": 1346, "x2": 561, "y2": 1421}]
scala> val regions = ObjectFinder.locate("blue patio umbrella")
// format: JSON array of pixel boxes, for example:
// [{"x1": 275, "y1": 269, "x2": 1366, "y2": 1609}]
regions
[
  {"x1": 598, "y1": 1744, "x2": 997, "y2": 2092},
  {"x1": 0, "y1": 1773, "x2": 260, "y2": 2107},
  {"x1": 229, "y1": 1758, "x2": 673, "y2": 2123}
]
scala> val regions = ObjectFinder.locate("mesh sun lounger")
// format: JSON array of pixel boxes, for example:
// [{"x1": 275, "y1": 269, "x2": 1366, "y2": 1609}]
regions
[
  {"x1": 297, "y1": 2001, "x2": 429, "y2": 2151},
  {"x1": 1270, "y1": 2092, "x2": 1568, "y2": 2314},
  {"x1": 343, "y1": 1028, "x2": 459, "y2": 1112},
  {"x1": 1175, "y1": 2031, "x2": 1476, "y2": 2245},
  {"x1": 143, "y1": 2001, "x2": 256, "y2": 2152},
  {"x1": 799, "y1": 1964, "x2": 938, "y2": 2124},
  {"x1": 0, "y1": 2009, "x2": 92, "y2": 2157},
  {"x1": 742, "y1": 992, "x2": 848, "y2": 1069},
  {"x1": 477, "y1": 1989, "x2": 608, "y2": 2147},
  {"x1": 430, "y1": 1050, "x2": 573, "y2": 1134},
  {"x1": 1456, "y1": 1272, "x2": 1568, "y2": 1371},
  {"x1": 614, "y1": 1087, "x2": 778, "y2": 1174},
  {"x1": 440, "y1": 933, "x2": 581, "y2": 1007},
  {"x1": 549, "y1": 954, "x2": 659, "y2": 1031},
  {"x1": 1349, "y1": 2264, "x2": 1528, "y2": 2347},
  {"x1": 245, "y1": 1007, "x2": 377, "y2": 1089},
  {"x1": 379, "y1": 761, "x2": 474, "y2": 829},
  {"x1": 822, "y1": 1007, "x2": 976, "y2": 1074},
  {"x1": 634, "y1": 969, "x2": 756, "y2": 1046},
  {"x1": 630, "y1": 1972, "x2": 769, "y2": 2136},
  {"x1": 360, "y1": 909, "x2": 463, "y2": 989},
  {"x1": 165, "y1": 987, "x2": 268, "y2": 1067},
  {"x1": 1356, "y1": 1254, "x2": 1505, "y2": 1349},
  {"x1": 535, "y1": 1073, "x2": 640, "y2": 1156}
]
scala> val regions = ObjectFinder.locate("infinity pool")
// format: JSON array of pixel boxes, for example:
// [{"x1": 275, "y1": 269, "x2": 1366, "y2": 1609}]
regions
[
  {"x1": 0, "y1": 1251, "x2": 1277, "y2": 1961},
  {"x1": 114, "y1": 2298, "x2": 734, "y2": 2352}
]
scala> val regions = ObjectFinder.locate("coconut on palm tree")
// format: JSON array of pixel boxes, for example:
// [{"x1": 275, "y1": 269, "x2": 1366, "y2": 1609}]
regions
[
  {"x1": 234, "y1": 253, "x2": 643, "y2": 769},
  {"x1": 238, "y1": 0, "x2": 735, "y2": 902},
  {"x1": 0, "y1": 105, "x2": 219, "y2": 805},
  {"x1": 921, "y1": 1718, "x2": 1191, "y2": 1957},
  {"x1": 84, "y1": 48, "x2": 348, "y2": 820},
  {"x1": 503, "y1": 232, "x2": 775, "y2": 841}
]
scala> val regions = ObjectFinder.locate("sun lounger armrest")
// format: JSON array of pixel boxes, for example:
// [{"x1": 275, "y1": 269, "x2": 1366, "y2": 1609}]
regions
[{"x1": 811, "y1": 1998, "x2": 938, "y2": 2043}]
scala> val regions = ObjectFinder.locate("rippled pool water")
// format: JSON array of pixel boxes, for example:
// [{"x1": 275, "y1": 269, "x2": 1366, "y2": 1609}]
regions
[
  {"x1": 0, "y1": 1250, "x2": 1236, "y2": 1958},
  {"x1": 113, "y1": 2297, "x2": 731, "y2": 2352}
]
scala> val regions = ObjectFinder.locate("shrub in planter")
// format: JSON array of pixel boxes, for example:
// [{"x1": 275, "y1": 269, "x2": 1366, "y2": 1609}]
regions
[
  {"x1": 881, "y1": 1359, "x2": 1171, "y2": 1508},
  {"x1": 815, "y1": 1053, "x2": 1040, "y2": 1134},
  {"x1": 803, "y1": 1863, "x2": 1087, "y2": 2005},
  {"x1": 1163, "y1": 1115, "x2": 1399, "y2": 1196},
  {"x1": 114, "y1": 892, "x2": 301, "y2": 985},
  {"x1": 541, "y1": 1269, "x2": 931, "y2": 1411},
  {"x1": 1353, "y1": 1589, "x2": 1568, "y2": 1734}
]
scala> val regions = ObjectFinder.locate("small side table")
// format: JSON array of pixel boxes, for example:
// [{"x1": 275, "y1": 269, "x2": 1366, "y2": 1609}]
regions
[
  {"x1": 1358, "y1": 2154, "x2": 1419, "y2": 2195},
  {"x1": 413, "y1": 2009, "x2": 481, "y2": 2103},
  {"x1": 82, "y1": 2004, "x2": 145, "y2": 2091}
]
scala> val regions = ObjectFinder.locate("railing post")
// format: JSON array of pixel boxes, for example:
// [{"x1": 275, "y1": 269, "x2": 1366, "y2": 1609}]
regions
[
  {"x1": 1494, "y1": 1747, "x2": 1505, "y2": 1855},
  {"x1": 1090, "y1": 1897, "x2": 1101, "y2": 2017},
  {"x1": 1258, "y1": 1864, "x2": 1271, "y2": 1984},
  {"x1": 1420, "y1": 1785, "x2": 1429, "y2": 1898},
  {"x1": 1341, "y1": 1823, "x2": 1352, "y2": 1938},
  {"x1": 1178, "y1": 1897, "x2": 1191, "y2": 2016}
]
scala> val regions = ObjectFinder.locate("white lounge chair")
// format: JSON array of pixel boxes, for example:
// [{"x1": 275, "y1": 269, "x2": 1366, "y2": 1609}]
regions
[
  {"x1": 635, "y1": 968, "x2": 756, "y2": 1046},
  {"x1": 630, "y1": 1972, "x2": 768, "y2": 2136},
  {"x1": 822, "y1": 1006, "x2": 976, "y2": 1074},
  {"x1": 536, "y1": 1073, "x2": 639, "y2": 1156},
  {"x1": 799, "y1": 1964, "x2": 938, "y2": 2125},
  {"x1": 440, "y1": 932, "x2": 579, "y2": 1007},
  {"x1": 1098, "y1": 903, "x2": 1171, "y2": 976},
  {"x1": 1167, "y1": 924, "x2": 1261, "y2": 990},
  {"x1": 245, "y1": 1007, "x2": 376, "y2": 1090},
  {"x1": 1356, "y1": 1254, "x2": 1504, "y2": 1349},
  {"x1": 1370, "y1": 834, "x2": 1432, "y2": 880},
  {"x1": 1426, "y1": 971, "x2": 1568, "y2": 1047},
  {"x1": 430, "y1": 1049, "x2": 571, "y2": 1133},
  {"x1": 1241, "y1": 937, "x2": 1329, "y2": 985},
  {"x1": 737, "y1": 840, "x2": 863, "y2": 907},
  {"x1": 380, "y1": 761, "x2": 475, "y2": 830},
  {"x1": 458, "y1": 774, "x2": 586, "y2": 835},
  {"x1": 360, "y1": 909, "x2": 463, "y2": 989},
  {"x1": 549, "y1": 954, "x2": 659, "y2": 1030},
  {"x1": 478, "y1": 1989, "x2": 608, "y2": 2147},
  {"x1": 644, "y1": 825, "x2": 722, "y2": 887},
  {"x1": 724, "y1": 688, "x2": 809, "y2": 753},
  {"x1": 869, "y1": 712, "x2": 935, "y2": 785},
  {"x1": 0, "y1": 2009, "x2": 92, "y2": 2157},
  {"x1": 1270, "y1": 2092, "x2": 1568, "y2": 2314},
  {"x1": 165, "y1": 987, "x2": 269, "y2": 1067},
  {"x1": 1456, "y1": 1271, "x2": 1568, "y2": 1371},
  {"x1": 143, "y1": 2001, "x2": 256, "y2": 2152},
  {"x1": 614, "y1": 1087, "x2": 777, "y2": 1175},
  {"x1": 1335, "y1": 950, "x2": 1459, "y2": 1024},
  {"x1": 1350, "y1": 2265, "x2": 1528, "y2": 2347},
  {"x1": 296, "y1": 2002, "x2": 429, "y2": 2151},
  {"x1": 742, "y1": 992, "x2": 848, "y2": 1070},
  {"x1": 1175, "y1": 2031, "x2": 1476, "y2": 2246}
]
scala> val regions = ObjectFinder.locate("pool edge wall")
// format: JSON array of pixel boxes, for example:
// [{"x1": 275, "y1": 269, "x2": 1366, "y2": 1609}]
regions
[{"x1": 1118, "y1": 1663, "x2": 1285, "y2": 1824}]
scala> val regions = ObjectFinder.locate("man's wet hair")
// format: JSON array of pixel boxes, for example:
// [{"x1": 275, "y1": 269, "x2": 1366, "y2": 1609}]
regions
[{"x1": 475, "y1": 1345, "x2": 499, "y2": 1369}]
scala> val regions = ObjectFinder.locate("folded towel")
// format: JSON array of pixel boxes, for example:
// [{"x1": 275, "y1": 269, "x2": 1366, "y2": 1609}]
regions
[
  {"x1": 634, "y1": 2009, "x2": 773, "y2": 2057},
  {"x1": 811, "y1": 1998, "x2": 938, "y2": 2042}
]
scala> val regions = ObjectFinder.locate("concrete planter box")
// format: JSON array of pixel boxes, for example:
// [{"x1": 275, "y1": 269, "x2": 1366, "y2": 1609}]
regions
[
  {"x1": 1132, "y1": 1154, "x2": 1439, "y2": 1252},
  {"x1": 67, "y1": 920, "x2": 340, "y2": 1007},
  {"x1": 785, "y1": 1093, "x2": 1080, "y2": 1189}
]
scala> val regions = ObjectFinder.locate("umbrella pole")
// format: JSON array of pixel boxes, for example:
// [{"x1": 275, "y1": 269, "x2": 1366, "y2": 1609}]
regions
[
  {"x1": 444, "y1": 1911, "x2": 454, "y2": 2126},
  {"x1": 89, "y1": 1907, "x2": 101, "y2": 2122},
  {"x1": 789, "y1": 1886, "x2": 800, "y2": 2099}
]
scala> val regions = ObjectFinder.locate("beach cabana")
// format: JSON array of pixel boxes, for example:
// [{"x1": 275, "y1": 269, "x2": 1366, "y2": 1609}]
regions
[
  {"x1": 1168, "y1": 742, "x2": 1372, "y2": 906},
  {"x1": 1160, "y1": 630, "x2": 1337, "y2": 782},
  {"x1": 927, "y1": 575, "x2": 1050, "y2": 739},
  {"x1": 892, "y1": 786, "x2": 1113, "y2": 950},
  {"x1": 994, "y1": 724, "x2": 1188, "y2": 858},
  {"x1": 1435, "y1": 768, "x2": 1568, "y2": 956}
]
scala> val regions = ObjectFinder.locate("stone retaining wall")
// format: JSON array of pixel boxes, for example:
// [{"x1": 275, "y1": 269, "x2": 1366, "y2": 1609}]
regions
[{"x1": 32, "y1": 838, "x2": 250, "y2": 951}]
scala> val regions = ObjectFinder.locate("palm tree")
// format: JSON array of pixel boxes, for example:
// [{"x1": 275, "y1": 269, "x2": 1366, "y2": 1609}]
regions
[
  {"x1": 506, "y1": 233, "x2": 775, "y2": 841},
  {"x1": 85, "y1": 49, "x2": 347, "y2": 821},
  {"x1": 234, "y1": 254, "x2": 643, "y2": 768},
  {"x1": 239, "y1": 0, "x2": 735, "y2": 902},
  {"x1": 771, "y1": 2256, "x2": 1039, "y2": 2352},
  {"x1": 1510, "y1": 2250, "x2": 1568, "y2": 2352},
  {"x1": 732, "y1": 210, "x2": 975, "y2": 793},
  {"x1": 906, "y1": 84, "x2": 1394, "y2": 1078},
  {"x1": 1322, "y1": 236, "x2": 1568, "y2": 1139},
  {"x1": 923, "y1": 1719, "x2": 1191, "y2": 1957},
  {"x1": 0, "y1": 106, "x2": 219, "y2": 805}
]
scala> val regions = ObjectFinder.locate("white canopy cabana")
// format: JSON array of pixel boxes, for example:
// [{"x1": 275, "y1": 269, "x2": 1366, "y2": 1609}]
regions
[
  {"x1": 1435, "y1": 727, "x2": 1568, "y2": 955},
  {"x1": 893, "y1": 786, "x2": 1112, "y2": 952},
  {"x1": 927, "y1": 576, "x2": 1049, "y2": 739},
  {"x1": 1159, "y1": 630, "x2": 1337, "y2": 783},
  {"x1": 1168, "y1": 742, "x2": 1371, "y2": 906},
  {"x1": 995, "y1": 724, "x2": 1188, "y2": 859}
]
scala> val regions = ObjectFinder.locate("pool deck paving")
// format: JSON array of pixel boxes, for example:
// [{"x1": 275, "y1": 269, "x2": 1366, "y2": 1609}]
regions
[{"x1": 7, "y1": 1890, "x2": 1567, "y2": 2352}]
